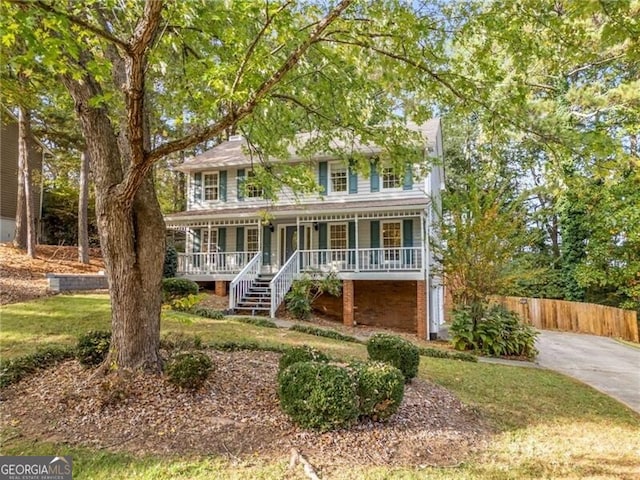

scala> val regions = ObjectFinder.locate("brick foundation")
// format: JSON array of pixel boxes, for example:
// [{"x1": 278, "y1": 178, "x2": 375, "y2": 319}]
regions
[
  {"x1": 214, "y1": 280, "x2": 227, "y2": 297},
  {"x1": 343, "y1": 280, "x2": 355, "y2": 326},
  {"x1": 313, "y1": 280, "x2": 422, "y2": 334}
]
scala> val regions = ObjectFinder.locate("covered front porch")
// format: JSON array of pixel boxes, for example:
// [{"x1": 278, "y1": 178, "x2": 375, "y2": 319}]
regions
[{"x1": 168, "y1": 209, "x2": 428, "y2": 281}]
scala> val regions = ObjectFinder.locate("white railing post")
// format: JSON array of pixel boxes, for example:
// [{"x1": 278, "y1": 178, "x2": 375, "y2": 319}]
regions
[
  {"x1": 229, "y1": 253, "x2": 261, "y2": 310},
  {"x1": 269, "y1": 251, "x2": 300, "y2": 318}
]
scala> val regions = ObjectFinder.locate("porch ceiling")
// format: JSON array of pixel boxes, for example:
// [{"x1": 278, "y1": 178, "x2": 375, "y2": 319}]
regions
[{"x1": 165, "y1": 197, "x2": 427, "y2": 228}]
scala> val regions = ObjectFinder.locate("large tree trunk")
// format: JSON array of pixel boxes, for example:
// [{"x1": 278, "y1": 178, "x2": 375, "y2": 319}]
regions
[
  {"x1": 78, "y1": 150, "x2": 90, "y2": 264},
  {"x1": 14, "y1": 104, "x2": 36, "y2": 258},
  {"x1": 102, "y1": 174, "x2": 165, "y2": 372},
  {"x1": 65, "y1": 77, "x2": 165, "y2": 373}
]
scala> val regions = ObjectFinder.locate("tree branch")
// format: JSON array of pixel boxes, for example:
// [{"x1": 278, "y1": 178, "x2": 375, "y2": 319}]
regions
[
  {"x1": 8, "y1": 0, "x2": 131, "y2": 53},
  {"x1": 231, "y1": 1, "x2": 293, "y2": 95},
  {"x1": 320, "y1": 36, "x2": 467, "y2": 102},
  {"x1": 117, "y1": 0, "x2": 164, "y2": 203},
  {"x1": 146, "y1": 0, "x2": 353, "y2": 164}
]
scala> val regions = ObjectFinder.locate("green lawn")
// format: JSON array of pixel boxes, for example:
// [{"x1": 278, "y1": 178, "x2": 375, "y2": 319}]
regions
[{"x1": 1, "y1": 294, "x2": 639, "y2": 479}]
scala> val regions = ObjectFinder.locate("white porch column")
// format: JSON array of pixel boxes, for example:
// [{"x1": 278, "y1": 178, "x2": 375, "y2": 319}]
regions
[
  {"x1": 296, "y1": 216, "x2": 300, "y2": 251},
  {"x1": 420, "y1": 212, "x2": 426, "y2": 273},
  {"x1": 354, "y1": 213, "x2": 359, "y2": 272}
]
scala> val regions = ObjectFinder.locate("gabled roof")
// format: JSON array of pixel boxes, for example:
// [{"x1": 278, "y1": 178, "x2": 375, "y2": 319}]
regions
[{"x1": 176, "y1": 119, "x2": 441, "y2": 172}]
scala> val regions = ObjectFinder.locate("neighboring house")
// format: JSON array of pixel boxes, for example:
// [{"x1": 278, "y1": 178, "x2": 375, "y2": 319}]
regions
[
  {"x1": 0, "y1": 112, "x2": 48, "y2": 243},
  {"x1": 165, "y1": 119, "x2": 445, "y2": 339}
]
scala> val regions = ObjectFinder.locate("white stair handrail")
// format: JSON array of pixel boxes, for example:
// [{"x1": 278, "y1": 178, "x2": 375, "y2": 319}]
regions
[
  {"x1": 229, "y1": 252, "x2": 262, "y2": 310},
  {"x1": 269, "y1": 251, "x2": 300, "y2": 318}
]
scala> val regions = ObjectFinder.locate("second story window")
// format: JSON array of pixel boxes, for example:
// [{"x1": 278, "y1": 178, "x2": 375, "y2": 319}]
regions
[
  {"x1": 203, "y1": 173, "x2": 219, "y2": 201},
  {"x1": 381, "y1": 167, "x2": 402, "y2": 190},
  {"x1": 330, "y1": 164, "x2": 348, "y2": 193},
  {"x1": 246, "y1": 170, "x2": 263, "y2": 198}
]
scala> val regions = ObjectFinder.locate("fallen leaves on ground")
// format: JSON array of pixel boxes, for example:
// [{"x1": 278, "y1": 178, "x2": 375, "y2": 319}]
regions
[
  {"x1": 0, "y1": 243, "x2": 104, "y2": 305},
  {"x1": 1, "y1": 350, "x2": 490, "y2": 468}
]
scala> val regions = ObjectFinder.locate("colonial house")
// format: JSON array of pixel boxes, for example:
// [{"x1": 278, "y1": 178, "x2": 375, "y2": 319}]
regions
[{"x1": 165, "y1": 119, "x2": 445, "y2": 339}]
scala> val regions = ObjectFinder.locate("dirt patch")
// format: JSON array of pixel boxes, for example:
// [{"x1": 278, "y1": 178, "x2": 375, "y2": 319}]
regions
[
  {"x1": 0, "y1": 243, "x2": 104, "y2": 305},
  {"x1": 1, "y1": 350, "x2": 490, "y2": 468}
]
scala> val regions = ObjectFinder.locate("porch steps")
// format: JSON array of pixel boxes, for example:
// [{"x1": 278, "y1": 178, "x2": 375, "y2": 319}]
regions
[{"x1": 235, "y1": 274, "x2": 274, "y2": 313}]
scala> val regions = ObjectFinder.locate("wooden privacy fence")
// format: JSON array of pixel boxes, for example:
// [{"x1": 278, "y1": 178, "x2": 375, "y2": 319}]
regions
[{"x1": 492, "y1": 296, "x2": 639, "y2": 343}]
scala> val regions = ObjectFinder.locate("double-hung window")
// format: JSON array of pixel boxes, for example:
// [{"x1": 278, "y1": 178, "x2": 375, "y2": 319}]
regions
[
  {"x1": 246, "y1": 170, "x2": 263, "y2": 198},
  {"x1": 329, "y1": 223, "x2": 348, "y2": 264},
  {"x1": 246, "y1": 228, "x2": 259, "y2": 252},
  {"x1": 203, "y1": 173, "x2": 219, "y2": 201},
  {"x1": 382, "y1": 221, "x2": 401, "y2": 262},
  {"x1": 330, "y1": 164, "x2": 348, "y2": 194},
  {"x1": 381, "y1": 167, "x2": 402, "y2": 190}
]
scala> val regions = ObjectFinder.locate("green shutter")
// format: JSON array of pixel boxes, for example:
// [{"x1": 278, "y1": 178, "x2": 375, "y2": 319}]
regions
[
  {"x1": 193, "y1": 172, "x2": 202, "y2": 202},
  {"x1": 403, "y1": 219, "x2": 414, "y2": 266},
  {"x1": 236, "y1": 227, "x2": 245, "y2": 252},
  {"x1": 262, "y1": 225, "x2": 271, "y2": 264},
  {"x1": 403, "y1": 219, "x2": 413, "y2": 247},
  {"x1": 403, "y1": 164, "x2": 413, "y2": 190},
  {"x1": 370, "y1": 160, "x2": 379, "y2": 192},
  {"x1": 219, "y1": 170, "x2": 227, "y2": 201},
  {"x1": 237, "y1": 168, "x2": 245, "y2": 201},
  {"x1": 348, "y1": 164, "x2": 358, "y2": 194},
  {"x1": 370, "y1": 221, "x2": 380, "y2": 248},
  {"x1": 370, "y1": 221, "x2": 380, "y2": 265},
  {"x1": 218, "y1": 227, "x2": 226, "y2": 252},
  {"x1": 318, "y1": 161, "x2": 328, "y2": 195},
  {"x1": 318, "y1": 223, "x2": 328, "y2": 249},
  {"x1": 348, "y1": 222, "x2": 356, "y2": 249}
]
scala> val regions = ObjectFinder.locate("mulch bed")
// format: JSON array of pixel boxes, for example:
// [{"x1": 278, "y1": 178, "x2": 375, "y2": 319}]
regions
[{"x1": 1, "y1": 350, "x2": 490, "y2": 469}]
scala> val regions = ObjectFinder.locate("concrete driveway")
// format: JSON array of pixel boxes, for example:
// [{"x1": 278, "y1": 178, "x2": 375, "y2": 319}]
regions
[{"x1": 536, "y1": 330, "x2": 640, "y2": 413}]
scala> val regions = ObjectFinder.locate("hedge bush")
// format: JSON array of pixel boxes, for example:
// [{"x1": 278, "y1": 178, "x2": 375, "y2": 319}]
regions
[
  {"x1": 450, "y1": 304, "x2": 539, "y2": 359},
  {"x1": 77, "y1": 330, "x2": 111, "y2": 367},
  {"x1": 236, "y1": 317, "x2": 278, "y2": 328},
  {"x1": 162, "y1": 278, "x2": 199, "y2": 301},
  {"x1": 289, "y1": 324, "x2": 363, "y2": 344},
  {"x1": 350, "y1": 361, "x2": 405, "y2": 420},
  {"x1": 367, "y1": 333, "x2": 420, "y2": 382},
  {"x1": 160, "y1": 332, "x2": 204, "y2": 351},
  {"x1": 418, "y1": 346, "x2": 478, "y2": 363},
  {"x1": 0, "y1": 346, "x2": 75, "y2": 388},
  {"x1": 278, "y1": 346, "x2": 330, "y2": 373},
  {"x1": 165, "y1": 351, "x2": 214, "y2": 390},
  {"x1": 278, "y1": 361, "x2": 358, "y2": 431},
  {"x1": 190, "y1": 305, "x2": 225, "y2": 320}
]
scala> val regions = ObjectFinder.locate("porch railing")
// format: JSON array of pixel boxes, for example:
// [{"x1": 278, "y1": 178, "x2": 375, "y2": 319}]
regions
[
  {"x1": 270, "y1": 251, "x2": 300, "y2": 318},
  {"x1": 299, "y1": 247, "x2": 423, "y2": 272},
  {"x1": 177, "y1": 251, "x2": 256, "y2": 275},
  {"x1": 229, "y1": 252, "x2": 262, "y2": 310}
]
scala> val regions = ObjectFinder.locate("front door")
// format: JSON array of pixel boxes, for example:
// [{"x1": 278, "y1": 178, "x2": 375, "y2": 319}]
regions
[{"x1": 280, "y1": 225, "x2": 304, "y2": 265}]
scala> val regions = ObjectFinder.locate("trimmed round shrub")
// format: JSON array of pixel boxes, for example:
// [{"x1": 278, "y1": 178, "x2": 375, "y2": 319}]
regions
[
  {"x1": 350, "y1": 361, "x2": 405, "y2": 420},
  {"x1": 278, "y1": 361, "x2": 358, "y2": 431},
  {"x1": 77, "y1": 330, "x2": 111, "y2": 367},
  {"x1": 163, "y1": 244, "x2": 178, "y2": 278},
  {"x1": 162, "y1": 277, "x2": 198, "y2": 301},
  {"x1": 165, "y1": 351, "x2": 214, "y2": 390},
  {"x1": 367, "y1": 333, "x2": 420, "y2": 382},
  {"x1": 278, "y1": 346, "x2": 330, "y2": 373}
]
